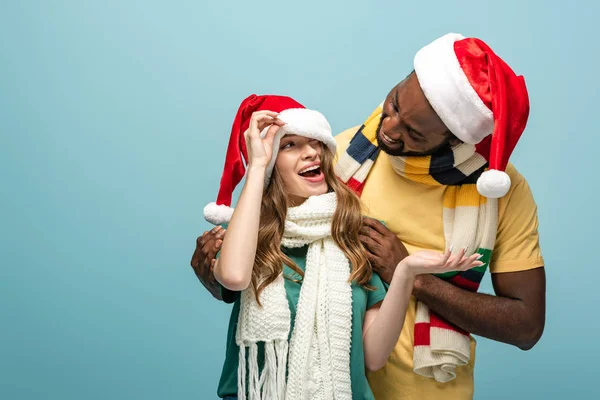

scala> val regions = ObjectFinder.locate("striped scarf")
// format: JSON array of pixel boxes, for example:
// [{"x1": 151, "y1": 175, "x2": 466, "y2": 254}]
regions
[{"x1": 335, "y1": 104, "x2": 498, "y2": 383}]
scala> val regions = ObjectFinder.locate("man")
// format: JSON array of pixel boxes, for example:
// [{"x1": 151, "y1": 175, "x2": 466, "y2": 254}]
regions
[{"x1": 192, "y1": 33, "x2": 545, "y2": 399}]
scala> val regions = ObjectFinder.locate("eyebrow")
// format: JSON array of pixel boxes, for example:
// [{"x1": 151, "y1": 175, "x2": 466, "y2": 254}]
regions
[{"x1": 394, "y1": 86, "x2": 427, "y2": 140}]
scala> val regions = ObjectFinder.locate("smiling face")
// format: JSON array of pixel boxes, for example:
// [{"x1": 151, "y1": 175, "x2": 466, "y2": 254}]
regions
[
  {"x1": 273, "y1": 134, "x2": 329, "y2": 206},
  {"x1": 376, "y1": 72, "x2": 461, "y2": 156}
]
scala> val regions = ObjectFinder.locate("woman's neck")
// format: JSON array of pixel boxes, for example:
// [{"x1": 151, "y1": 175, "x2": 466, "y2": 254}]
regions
[{"x1": 288, "y1": 195, "x2": 308, "y2": 208}]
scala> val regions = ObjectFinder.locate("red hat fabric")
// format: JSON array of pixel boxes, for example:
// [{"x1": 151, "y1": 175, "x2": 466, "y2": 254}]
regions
[{"x1": 414, "y1": 33, "x2": 530, "y2": 198}]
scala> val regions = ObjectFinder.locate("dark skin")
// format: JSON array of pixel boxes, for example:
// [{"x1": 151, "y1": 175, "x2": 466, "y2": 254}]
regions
[
  {"x1": 192, "y1": 72, "x2": 546, "y2": 350},
  {"x1": 191, "y1": 226, "x2": 225, "y2": 301}
]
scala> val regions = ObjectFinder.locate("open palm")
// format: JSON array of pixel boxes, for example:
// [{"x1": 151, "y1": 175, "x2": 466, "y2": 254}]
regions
[{"x1": 405, "y1": 248, "x2": 484, "y2": 275}]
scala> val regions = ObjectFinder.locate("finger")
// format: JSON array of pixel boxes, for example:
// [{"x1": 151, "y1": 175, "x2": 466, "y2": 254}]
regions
[
  {"x1": 272, "y1": 117, "x2": 286, "y2": 127},
  {"x1": 215, "y1": 227, "x2": 226, "y2": 240},
  {"x1": 437, "y1": 248, "x2": 451, "y2": 266},
  {"x1": 211, "y1": 225, "x2": 226, "y2": 238},
  {"x1": 460, "y1": 254, "x2": 484, "y2": 270},
  {"x1": 252, "y1": 110, "x2": 279, "y2": 118},
  {"x1": 465, "y1": 260, "x2": 485, "y2": 270},
  {"x1": 249, "y1": 112, "x2": 276, "y2": 138},
  {"x1": 362, "y1": 217, "x2": 390, "y2": 236},
  {"x1": 201, "y1": 236, "x2": 218, "y2": 263},
  {"x1": 263, "y1": 123, "x2": 282, "y2": 143},
  {"x1": 458, "y1": 258, "x2": 484, "y2": 271},
  {"x1": 193, "y1": 230, "x2": 214, "y2": 266},
  {"x1": 256, "y1": 117, "x2": 277, "y2": 133},
  {"x1": 207, "y1": 239, "x2": 223, "y2": 262},
  {"x1": 446, "y1": 248, "x2": 466, "y2": 270},
  {"x1": 359, "y1": 234, "x2": 382, "y2": 254},
  {"x1": 211, "y1": 225, "x2": 224, "y2": 234},
  {"x1": 191, "y1": 234, "x2": 207, "y2": 268},
  {"x1": 360, "y1": 226, "x2": 384, "y2": 245},
  {"x1": 252, "y1": 113, "x2": 280, "y2": 132},
  {"x1": 366, "y1": 252, "x2": 384, "y2": 270}
]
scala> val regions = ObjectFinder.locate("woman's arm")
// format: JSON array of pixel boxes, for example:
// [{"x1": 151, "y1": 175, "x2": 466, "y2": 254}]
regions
[
  {"x1": 362, "y1": 248, "x2": 484, "y2": 371},
  {"x1": 213, "y1": 110, "x2": 284, "y2": 291},
  {"x1": 362, "y1": 264, "x2": 414, "y2": 371},
  {"x1": 214, "y1": 165, "x2": 266, "y2": 291}
]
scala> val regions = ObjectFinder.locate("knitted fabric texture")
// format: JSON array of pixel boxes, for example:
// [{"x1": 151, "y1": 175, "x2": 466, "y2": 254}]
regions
[
  {"x1": 235, "y1": 192, "x2": 353, "y2": 399},
  {"x1": 335, "y1": 104, "x2": 497, "y2": 383}
]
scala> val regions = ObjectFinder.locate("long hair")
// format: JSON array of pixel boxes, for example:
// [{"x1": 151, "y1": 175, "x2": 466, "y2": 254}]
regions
[{"x1": 251, "y1": 144, "x2": 372, "y2": 304}]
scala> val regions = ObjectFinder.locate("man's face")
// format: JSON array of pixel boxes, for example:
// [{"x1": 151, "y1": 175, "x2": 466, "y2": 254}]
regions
[{"x1": 376, "y1": 72, "x2": 460, "y2": 156}]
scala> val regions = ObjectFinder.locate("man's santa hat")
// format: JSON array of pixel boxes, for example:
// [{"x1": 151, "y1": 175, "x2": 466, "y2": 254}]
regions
[
  {"x1": 204, "y1": 94, "x2": 335, "y2": 225},
  {"x1": 414, "y1": 33, "x2": 530, "y2": 198}
]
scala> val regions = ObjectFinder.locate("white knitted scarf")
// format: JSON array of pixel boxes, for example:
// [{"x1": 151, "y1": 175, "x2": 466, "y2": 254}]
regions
[{"x1": 236, "y1": 192, "x2": 353, "y2": 400}]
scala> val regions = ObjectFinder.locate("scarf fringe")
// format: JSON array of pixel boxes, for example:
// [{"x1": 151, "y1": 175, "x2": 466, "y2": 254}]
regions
[
  {"x1": 249, "y1": 343, "x2": 260, "y2": 399},
  {"x1": 238, "y1": 343, "x2": 247, "y2": 400},
  {"x1": 276, "y1": 341, "x2": 288, "y2": 400},
  {"x1": 238, "y1": 340, "x2": 288, "y2": 400}
]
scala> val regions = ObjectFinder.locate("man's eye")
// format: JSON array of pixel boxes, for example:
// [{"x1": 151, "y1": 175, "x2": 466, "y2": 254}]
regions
[{"x1": 406, "y1": 127, "x2": 424, "y2": 142}]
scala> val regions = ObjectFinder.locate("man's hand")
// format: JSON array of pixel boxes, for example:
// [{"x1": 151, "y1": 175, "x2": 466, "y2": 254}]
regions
[
  {"x1": 359, "y1": 217, "x2": 409, "y2": 284},
  {"x1": 191, "y1": 226, "x2": 226, "y2": 300}
]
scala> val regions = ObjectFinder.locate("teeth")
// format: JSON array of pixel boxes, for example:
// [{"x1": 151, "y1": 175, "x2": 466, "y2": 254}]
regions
[
  {"x1": 299, "y1": 165, "x2": 319, "y2": 174},
  {"x1": 383, "y1": 132, "x2": 398, "y2": 143}
]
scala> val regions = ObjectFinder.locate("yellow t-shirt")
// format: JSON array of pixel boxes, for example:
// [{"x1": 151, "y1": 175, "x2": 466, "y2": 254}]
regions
[{"x1": 334, "y1": 126, "x2": 544, "y2": 400}]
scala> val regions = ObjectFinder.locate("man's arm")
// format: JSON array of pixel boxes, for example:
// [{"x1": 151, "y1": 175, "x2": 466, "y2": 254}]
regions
[
  {"x1": 413, "y1": 268, "x2": 546, "y2": 350},
  {"x1": 360, "y1": 217, "x2": 546, "y2": 350}
]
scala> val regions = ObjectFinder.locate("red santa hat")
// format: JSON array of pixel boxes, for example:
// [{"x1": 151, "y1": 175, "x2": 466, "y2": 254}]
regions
[
  {"x1": 203, "y1": 94, "x2": 335, "y2": 225},
  {"x1": 414, "y1": 33, "x2": 530, "y2": 198}
]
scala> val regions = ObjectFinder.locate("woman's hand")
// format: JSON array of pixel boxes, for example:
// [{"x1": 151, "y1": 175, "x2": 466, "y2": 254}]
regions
[
  {"x1": 397, "y1": 247, "x2": 484, "y2": 277},
  {"x1": 244, "y1": 110, "x2": 285, "y2": 168}
]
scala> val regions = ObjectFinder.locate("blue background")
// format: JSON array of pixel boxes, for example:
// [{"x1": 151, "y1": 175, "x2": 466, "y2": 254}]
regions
[{"x1": 1, "y1": 1, "x2": 597, "y2": 399}]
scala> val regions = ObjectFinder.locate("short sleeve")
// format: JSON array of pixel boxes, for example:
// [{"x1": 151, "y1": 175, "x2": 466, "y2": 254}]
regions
[
  {"x1": 220, "y1": 285, "x2": 240, "y2": 304},
  {"x1": 367, "y1": 272, "x2": 387, "y2": 309},
  {"x1": 491, "y1": 164, "x2": 545, "y2": 273}
]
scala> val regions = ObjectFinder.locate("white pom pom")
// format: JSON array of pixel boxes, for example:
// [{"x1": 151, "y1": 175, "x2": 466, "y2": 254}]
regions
[
  {"x1": 203, "y1": 202, "x2": 234, "y2": 225},
  {"x1": 477, "y1": 170, "x2": 511, "y2": 198}
]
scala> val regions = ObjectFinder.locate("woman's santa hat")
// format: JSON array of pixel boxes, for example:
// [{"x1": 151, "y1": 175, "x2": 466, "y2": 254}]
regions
[
  {"x1": 204, "y1": 94, "x2": 336, "y2": 225},
  {"x1": 414, "y1": 33, "x2": 530, "y2": 198}
]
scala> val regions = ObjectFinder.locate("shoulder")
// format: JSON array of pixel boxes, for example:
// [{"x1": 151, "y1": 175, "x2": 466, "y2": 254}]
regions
[{"x1": 498, "y1": 163, "x2": 536, "y2": 210}]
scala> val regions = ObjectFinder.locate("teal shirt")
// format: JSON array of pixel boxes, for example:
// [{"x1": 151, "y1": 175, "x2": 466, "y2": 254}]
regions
[{"x1": 217, "y1": 246, "x2": 387, "y2": 399}]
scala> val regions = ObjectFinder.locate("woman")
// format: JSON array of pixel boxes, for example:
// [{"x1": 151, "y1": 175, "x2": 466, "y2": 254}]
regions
[{"x1": 203, "y1": 95, "x2": 483, "y2": 400}]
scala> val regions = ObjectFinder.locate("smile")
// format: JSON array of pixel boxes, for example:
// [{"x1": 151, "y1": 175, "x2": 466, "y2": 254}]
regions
[
  {"x1": 298, "y1": 163, "x2": 325, "y2": 183},
  {"x1": 382, "y1": 131, "x2": 400, "y2": 144}
]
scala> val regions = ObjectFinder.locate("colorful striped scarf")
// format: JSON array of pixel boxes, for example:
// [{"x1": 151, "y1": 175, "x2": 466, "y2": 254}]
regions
[{"x1": 335, "y1": 104, "x2": 498, "y2": 383}]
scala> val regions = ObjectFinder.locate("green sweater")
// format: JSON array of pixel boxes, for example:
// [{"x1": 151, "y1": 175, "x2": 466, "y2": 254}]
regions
[{"x1": 217, "y1": 245, "x2": 387, "y2": 399}]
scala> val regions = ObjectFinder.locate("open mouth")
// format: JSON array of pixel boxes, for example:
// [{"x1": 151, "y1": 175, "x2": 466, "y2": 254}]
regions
[{"x1": 298, "y1": 164, "x2": 324, "y2": 182}]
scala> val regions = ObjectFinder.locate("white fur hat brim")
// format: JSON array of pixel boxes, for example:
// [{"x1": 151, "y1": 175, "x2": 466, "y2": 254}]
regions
[
  {"x1": 261, "y1": 108, "x2": 336, "y2": 185},
  {"x1": 414, "y1": 33, "x2": 494, "y2": 145}
]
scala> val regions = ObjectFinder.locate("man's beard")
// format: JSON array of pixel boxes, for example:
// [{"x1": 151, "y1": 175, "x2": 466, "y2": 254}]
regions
[{"x1": 375, "y1": 114, "x2": 452, "y2": 157}]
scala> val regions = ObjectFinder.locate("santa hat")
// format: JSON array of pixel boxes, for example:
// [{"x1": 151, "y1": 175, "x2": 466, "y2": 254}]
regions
[
  {"x1": 414, "y1": 33, "x2": 530, "y2": 198},
  {"x1": 203, "y1": 94, "x2": 336, "y2": 225}
]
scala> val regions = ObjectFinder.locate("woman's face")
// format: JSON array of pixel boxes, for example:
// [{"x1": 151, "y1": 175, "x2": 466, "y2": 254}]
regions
[{"x1": 274, "y1": 135, "x2": 328, "y2": 206}]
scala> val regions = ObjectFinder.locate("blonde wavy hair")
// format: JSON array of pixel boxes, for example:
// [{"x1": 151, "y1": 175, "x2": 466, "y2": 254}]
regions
[{"x1": 251, "y1": 144, "x2": 372, "y2": 304}]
